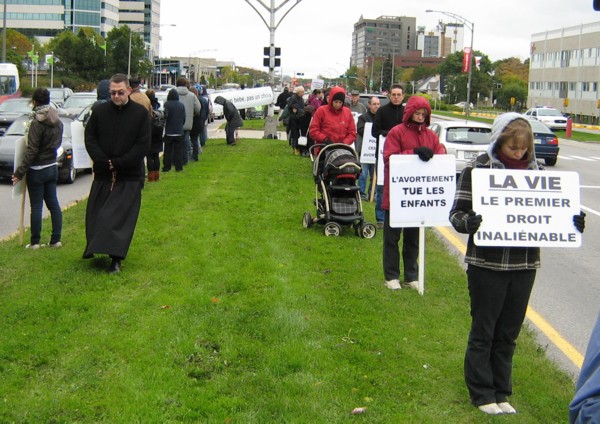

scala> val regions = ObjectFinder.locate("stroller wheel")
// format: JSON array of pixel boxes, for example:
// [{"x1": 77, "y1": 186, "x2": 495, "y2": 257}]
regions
[
  {"x1": 359, "y1": 223, "x2": 377, "y2": 239},
  {"x1": 323, "y1": 222, "x2": 342, "y2": 237},
  {"x1": 302, "y1": 212, "x2": 313, "y2": 228}
]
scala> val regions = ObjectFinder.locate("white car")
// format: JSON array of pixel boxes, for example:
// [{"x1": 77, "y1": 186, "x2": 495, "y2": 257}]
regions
[
  {"x1": 523, "y1": 107, "x2": 568, "y2": 130},
  {"x1": 454, "y1": 101, "x2": 474, "y2": 109},
  {"x1": 429, "y1": 120, "x2": 492, "y2": 173}
]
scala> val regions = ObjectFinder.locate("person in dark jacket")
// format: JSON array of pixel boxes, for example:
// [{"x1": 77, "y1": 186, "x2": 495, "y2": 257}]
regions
[
  {"x1": 145, "y1": 89, "x2": 163, "y2": 181},
  {"x1": 12, "y1": 88, "x2": 63, "y2": 249},
  {"x1": 371, "y1": 84, "x2": 405, "y2": 226},
  {"x1": 276, "y1": 86, "x2": 292, "y2": 109},
  {"x1": 449, "y1": 112, "x2": 586, "y2": 415},
  {"x1": 162, "y1": 89, "x2": 186, "y2": 172},
  {"x1": 83, "y1": 73, "x2": 151, "y2": 274},
  {"x1": 197, "y1": 84, "x2": 210, "y2": 148},
  {"x1": 214, "y1": 96, "x2": 243, "y2": 146}
]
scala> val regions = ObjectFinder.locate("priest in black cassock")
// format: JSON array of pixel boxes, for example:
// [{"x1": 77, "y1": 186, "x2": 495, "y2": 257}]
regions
[{"x1": 83, "y1": 73, "x2": 151, "y2": 274}]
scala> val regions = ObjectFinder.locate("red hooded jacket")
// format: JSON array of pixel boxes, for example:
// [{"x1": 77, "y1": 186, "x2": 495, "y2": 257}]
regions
[
  {"x1": 382, "y1": 95, "x2": 446, "y2": 210},
  {"x1": 309, "y1": 86, "x2": 356, "y2": 148}
]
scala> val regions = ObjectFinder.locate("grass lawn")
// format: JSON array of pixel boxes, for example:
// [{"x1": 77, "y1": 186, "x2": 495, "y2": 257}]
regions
[{"x1": 0, "y1": 137, "x2": 575, "y2": 422}]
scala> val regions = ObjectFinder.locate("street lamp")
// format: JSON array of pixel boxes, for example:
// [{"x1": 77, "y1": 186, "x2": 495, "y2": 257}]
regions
[
  {"x1": 426, "y1": 9, "x2": 474, "y2": 117},
  {"x1": 128, "y1": 23, "x2": 175, "y2": 78}
]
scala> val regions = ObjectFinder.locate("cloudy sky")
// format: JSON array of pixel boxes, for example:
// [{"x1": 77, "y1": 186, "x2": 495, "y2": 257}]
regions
[{"x1": 160, "y1": 0, "x2": 597, "y2": 78}]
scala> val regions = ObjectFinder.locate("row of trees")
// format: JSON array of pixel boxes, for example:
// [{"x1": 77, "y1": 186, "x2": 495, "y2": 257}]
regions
[
  {"x1": 324, "y1": 51, "x2": 529, "y2": 111},
  {"x1": 5, "y1": 27, "x2": 269, "y2": 92}
]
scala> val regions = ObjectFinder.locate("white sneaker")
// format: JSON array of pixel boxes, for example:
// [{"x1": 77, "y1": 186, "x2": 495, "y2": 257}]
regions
[
  {"x1": 403, "y1": 281, "x2": 419, "y2": 290},
  {"x1": 498, "y1": 402, "x2": 517, "y2": 414},
  {"x1": 384, "y1": 279, "x2": 402, "y2": 290},
  {"x1": 477, "y1": 403, "x2": 503, "y2": 415},
  {"x1": 25, "y1": 243, "x2": 41, "y2": 250},
  {"x1": 47, "y1": 241, "x2": 62, "y2": 248}
]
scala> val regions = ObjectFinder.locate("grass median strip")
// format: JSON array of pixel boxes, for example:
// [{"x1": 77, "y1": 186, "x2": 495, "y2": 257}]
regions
[{"x1": 0, "y1": 138, "x2": 575, "y2": 422}]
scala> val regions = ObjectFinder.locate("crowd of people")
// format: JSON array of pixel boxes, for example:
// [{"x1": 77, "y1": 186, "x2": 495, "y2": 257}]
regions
[{"x1": 10, "y1": 77, "x2": 592, "y2": 417}]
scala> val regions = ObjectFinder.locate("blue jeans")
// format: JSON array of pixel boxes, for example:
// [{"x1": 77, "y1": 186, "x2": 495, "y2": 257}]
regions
[
  {"x1": 181, "y1": 130, "x2": 191, "y2": 165},
  {"x1": 359, "y1": 163, "x2": 375, "y2": 198},
  {"x1": 199, "y1": 120, "x2": 207, "y2": 147},
  {"x1": 26, "y1": 165, "x2": 62, "y2": 245}
]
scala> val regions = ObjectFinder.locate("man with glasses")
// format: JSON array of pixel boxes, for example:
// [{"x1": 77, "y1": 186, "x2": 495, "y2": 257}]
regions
[
  {"x1": 372, "y1": 85, "x2": 405, "y2": 227},
  {"x1": 83, "y1": 73, "x2": 151, "y2": 274}
]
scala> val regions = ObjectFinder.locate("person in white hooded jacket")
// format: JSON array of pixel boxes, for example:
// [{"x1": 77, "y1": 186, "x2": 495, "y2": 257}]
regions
[{"x1": 449, "y1": 112, "x2": 586, "y2": 415}]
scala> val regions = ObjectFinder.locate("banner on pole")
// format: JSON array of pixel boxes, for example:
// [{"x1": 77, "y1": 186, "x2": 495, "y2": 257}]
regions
[
  {"x1": 471, "y1": 169, "x2": 581, "y2": 247},
  {"x1": 462, "y1": 47, "x2": 472, "y2": 73}
]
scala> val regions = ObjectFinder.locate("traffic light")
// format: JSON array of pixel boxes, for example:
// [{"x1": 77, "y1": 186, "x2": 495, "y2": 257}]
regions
[{"x1": 263, "y1": 46, "x2": 281, "y2": 68}]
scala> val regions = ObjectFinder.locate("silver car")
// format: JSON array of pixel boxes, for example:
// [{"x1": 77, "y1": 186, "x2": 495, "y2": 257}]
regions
[{"x1": 429, "y1": 120, "x2": 492, "y2": 173}]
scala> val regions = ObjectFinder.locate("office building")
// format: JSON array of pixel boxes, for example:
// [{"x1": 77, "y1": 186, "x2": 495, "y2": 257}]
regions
[{"x1": 529, "y1": 21, "x2": 600, "y2": 123}]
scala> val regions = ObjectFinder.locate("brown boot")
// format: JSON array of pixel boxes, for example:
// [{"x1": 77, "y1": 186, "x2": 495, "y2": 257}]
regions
[
  {"x1": 148, "y1": 171, "x2": 156, "y2": 182},
  {"x1": 154, "y1": 170, "x2": 160, "y2": 181}
]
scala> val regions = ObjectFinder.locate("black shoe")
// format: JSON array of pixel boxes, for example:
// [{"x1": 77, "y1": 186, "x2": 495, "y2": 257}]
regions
[{"x1": 108, "y1": 259, "x2": 121, "y2": 274}]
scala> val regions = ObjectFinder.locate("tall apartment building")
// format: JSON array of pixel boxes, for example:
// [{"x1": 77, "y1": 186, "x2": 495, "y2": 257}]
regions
[
  {"x1": 417, "y1": 22, "x2": 465, "y2": 58},
  {"x1": 351, "y1": 15, "x2": 417, "y2": 70},
  {"x1": 529, "y1": 21, "x2": 600, "y2": 122},
  {"x1": 2, "y1": 0, "x2": 161, "y2": 58}
]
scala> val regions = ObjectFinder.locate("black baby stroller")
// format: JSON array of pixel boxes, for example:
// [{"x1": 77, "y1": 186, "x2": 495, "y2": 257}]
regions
[{"x1": 302, "y1": 143, "x2": 377, "y2": 238}]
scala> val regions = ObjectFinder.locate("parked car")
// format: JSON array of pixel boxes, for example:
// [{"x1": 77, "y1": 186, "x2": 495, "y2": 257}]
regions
[
  {"x1": 525, "y1": 118, "x2": 560, "y2": 166},
  {"x1": 154, "y1": 90, "x2": 169, "y2": 110},
  {"x1": 429, "y1": 120, "x2": 492, "y2": 173},
  {"x1": 245, "y1": 105, "x2": 266, "y2": 119},
  {"x1": 523, "y1": 107, "x2": 567, "y2": 130},
  {"x1": 0, "y1": 98, "x2": 63, "y2": 135},
  {"x1": 60, "y1": 92, "x2": 97, "y2": 116},
  {"x1": 358, "y1": 93, "x2": 390, "y2": 109},
  {"x1": 48, "y1": 87, "x2": 74, "y2": 107},
  {"x1": 0, "y1": 115, "x2": 82, "y2": 183}
]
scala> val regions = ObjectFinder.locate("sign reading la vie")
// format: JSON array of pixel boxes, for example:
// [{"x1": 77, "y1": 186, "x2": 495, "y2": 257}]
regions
[
  {"x1": 389, "y1": 155, "x2": 456, "y2": 227},
  {"x1": 472, "y1": 169, "x2": 581, "y2": 247}
]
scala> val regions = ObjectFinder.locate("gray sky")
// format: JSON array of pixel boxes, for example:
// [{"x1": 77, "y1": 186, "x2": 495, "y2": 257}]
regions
[{"x1": 160, "y1": 0, "x2": 597, "y2": 79}]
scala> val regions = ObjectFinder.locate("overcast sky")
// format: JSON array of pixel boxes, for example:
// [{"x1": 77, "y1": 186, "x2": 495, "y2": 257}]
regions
[{"x1": 160, "y1": 0, "x2": 597, "y2": 79}]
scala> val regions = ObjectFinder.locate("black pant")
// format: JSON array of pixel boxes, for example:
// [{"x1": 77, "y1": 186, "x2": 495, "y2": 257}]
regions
[
  {"x1": 163, "y1": 135, "x2": 183, "y2": 171},
  {"x1": 146, "y1": 153, "x2": 160, "y2": 172},
  {"x1": 382, "y1": 210, "x2": 419, "y2": 281},
  {"x1": 464, "y1": 265, "x2": 536, "y2": 406}
]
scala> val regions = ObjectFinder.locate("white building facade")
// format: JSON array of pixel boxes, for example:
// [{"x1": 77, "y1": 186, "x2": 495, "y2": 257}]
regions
[{"x1": 529, "y1": 21, "x2": 600, "y2": 123}]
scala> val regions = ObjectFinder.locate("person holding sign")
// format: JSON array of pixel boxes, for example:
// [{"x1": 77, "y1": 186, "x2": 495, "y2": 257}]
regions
[
  {"x1": 382, "y1": 96, "x2": 446, "y2": 290},
  {"x1": 12, "y1": 88, "x2": 63, "y2": 249},
  {"x1": 356, "y1": 96, "x2": 380, "y2": 199},
  {"x1": 449, "y1": 113, "x2": 586, "y2": 415}
]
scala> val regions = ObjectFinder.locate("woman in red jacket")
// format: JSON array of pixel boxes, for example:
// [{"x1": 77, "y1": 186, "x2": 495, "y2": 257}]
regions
[
  {"x1": 382, "y1": 95, "x2": 446, "y2": 290},
  {"x1": 309, "y1": 86, "x2": 356, "y2": 154}
]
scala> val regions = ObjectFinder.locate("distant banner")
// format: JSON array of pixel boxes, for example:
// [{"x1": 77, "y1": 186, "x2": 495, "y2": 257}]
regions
[
  {"x1": 211, "y1": 86, "x2": 274, "y2": 109},
  {"x1": 462, "y1": 47, "x2": 472, "y2": 73},
  {"x1": 472, "y1": 169, "x2": 581, "y2": 247},
  {"x1": 376, "y1": 136, "x2": 385, "y2": 186}
]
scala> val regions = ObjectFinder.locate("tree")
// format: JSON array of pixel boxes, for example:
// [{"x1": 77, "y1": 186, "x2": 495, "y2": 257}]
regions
[
  {"x1": 381, "y1": 55, "x2": 392, "y2": 92},
  {"x1": 495, "y1": 76, "x2": 528, "y2": 110},
  {"x1": 47, "y1": 28, "x2": 107, "y2": 83}
]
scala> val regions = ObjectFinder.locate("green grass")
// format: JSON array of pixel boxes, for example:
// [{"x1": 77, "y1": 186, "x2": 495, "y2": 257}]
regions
[
  {"x1": 0, "y1": 138, "x2": 575, "y2": 422},
  {"x1": 433, "y1": 110, "x2": 600, "y2": 143}
]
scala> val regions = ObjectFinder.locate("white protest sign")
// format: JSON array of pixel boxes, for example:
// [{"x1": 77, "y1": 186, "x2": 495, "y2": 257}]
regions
[
  {"x1": 71, "y1": 121, "x2": 92, "y2": 169},
  {"x1": 389, "y1": 155, "x2": 456, "y2": 227},
  {"x1": 360, "y1": 122, "x2": 377, "y2": 164},
  {"x1": 311, "y1": 79, "x2": 324, "y2": 90},
  {"x1": 472, "y1": 168, "x2": 581, "y2": 247},
  {"x1": 12, "y1": 136, "x2": 26, "y2": 199},
  {"x1": 211, "y1": 86, "x2": 274, "y2": 109},
  {"x1": 351, "y1": 111, "x2": 361, "y2": 126},
  {"x1": 376, "y1": 135, "x2": 385, "y2": 186}
]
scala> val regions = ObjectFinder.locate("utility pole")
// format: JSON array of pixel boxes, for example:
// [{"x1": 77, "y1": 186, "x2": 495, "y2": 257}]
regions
[{"x1": 245, "y1": 0, "x2": 304, "y2": 138}]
